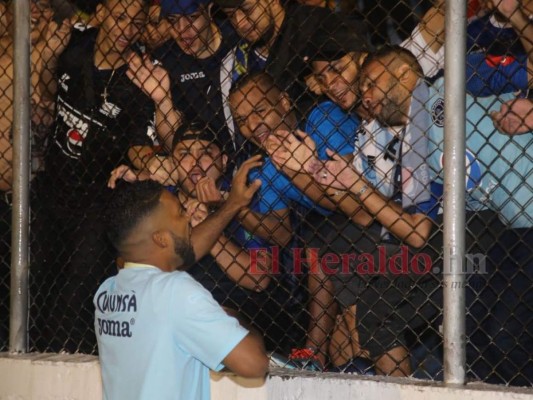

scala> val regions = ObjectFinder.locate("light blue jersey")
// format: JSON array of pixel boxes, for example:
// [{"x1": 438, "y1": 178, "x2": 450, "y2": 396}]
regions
[
  {"x1": 427, "y1": 77, "x2": 533, "y2": 228},
  {"x1": 95, "y1": 264, "x2": 248, "y2": 400},
  {"x1": 251, "y1": 100, "x2": 357, "y2": 214}
]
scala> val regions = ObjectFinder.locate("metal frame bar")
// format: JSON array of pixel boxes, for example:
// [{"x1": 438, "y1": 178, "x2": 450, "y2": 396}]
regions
[
  {"x1": 10, "y1": 0, "x2": 31, "y2": 353},
  {"x1": 443, "y1": 0, "x2": 467, "y2": 385}
]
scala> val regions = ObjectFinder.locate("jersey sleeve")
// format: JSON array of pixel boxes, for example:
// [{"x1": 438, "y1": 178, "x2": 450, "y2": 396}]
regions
[
  {"x1": 465, "y1": 52, "x2": 528, "y2": 96},
  {"x1": 172, "y1": 273, "x2": 249, "y2": 371}
]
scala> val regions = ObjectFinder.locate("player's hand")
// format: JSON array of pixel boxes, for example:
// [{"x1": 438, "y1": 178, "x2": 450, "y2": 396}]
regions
[{"x1": 226, "y1": 155, "x2": 263, "y2": 211}]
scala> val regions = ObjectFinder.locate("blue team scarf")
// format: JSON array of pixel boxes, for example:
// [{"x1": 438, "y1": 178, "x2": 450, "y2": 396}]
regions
[{"x1": 232, "y1": 42, "x2": 267, "y2": 83}]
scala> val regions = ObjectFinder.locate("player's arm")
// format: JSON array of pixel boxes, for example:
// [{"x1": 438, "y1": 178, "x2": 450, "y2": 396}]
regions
[
  {"x1": 190, "y1": 156, "x2": 263, "y2": 261},
  {"x1": 177, "y1": 281, "x2": 268, "y2": 379},
  {"x1": 222, "y1": 327, "x2": 269, "y2": 378}
]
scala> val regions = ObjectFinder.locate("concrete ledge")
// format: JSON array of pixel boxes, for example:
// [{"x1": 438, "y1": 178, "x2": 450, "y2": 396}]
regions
[
  {"x1": 0, "y1": 353, "x2": 102, "y2": 400},
  {"x1": 267, "y1": 369, "x2": 533, "y2": 400},
  {"x1": 0, "y1": 353, "x2": 531, "y2": 400},
  {"x1": 210, "y1": 373, "x2": 266, "y2": 400},
  {"x1": 0, "y1": 353, "x2": 265, "y2": 400}
]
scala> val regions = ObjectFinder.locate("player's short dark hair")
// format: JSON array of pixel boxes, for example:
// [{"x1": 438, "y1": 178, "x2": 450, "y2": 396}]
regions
[
  {"x1": 362, "y1": 45, "x2": 423, "y2": 77},
  {"x1": 105, "y1": 180, "x2": 166, "y2": 251}
]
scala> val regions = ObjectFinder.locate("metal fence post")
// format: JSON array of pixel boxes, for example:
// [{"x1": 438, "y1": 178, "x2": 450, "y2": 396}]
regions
[
  {"x1": 443, "y1": 0, "x2": 467, "y2": 385},
  {"x1": 10, "y1": 0, "x2": 31, "y2": 353}
]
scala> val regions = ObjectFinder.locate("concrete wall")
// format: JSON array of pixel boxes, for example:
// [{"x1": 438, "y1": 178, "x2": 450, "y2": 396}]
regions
[
  {"x1": 1, "y1": 354, "x2": 532, "y2": 400},
  {"x1": 0, "y1": 353, "x2": 102, "y2": 400}
]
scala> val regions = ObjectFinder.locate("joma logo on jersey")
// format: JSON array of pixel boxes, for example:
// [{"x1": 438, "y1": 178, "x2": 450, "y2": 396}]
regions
[
  {"x1": 180, "y1": 71, "x2": 206, "y2": 82},
  {"x1": 97, "y1": 317, "x2": 133, "y2": 338}
]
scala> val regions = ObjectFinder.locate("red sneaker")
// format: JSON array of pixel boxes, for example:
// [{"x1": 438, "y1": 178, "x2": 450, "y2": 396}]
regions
[{"x1": 288, "y1": 348, "x2": 324, "y2": 371}]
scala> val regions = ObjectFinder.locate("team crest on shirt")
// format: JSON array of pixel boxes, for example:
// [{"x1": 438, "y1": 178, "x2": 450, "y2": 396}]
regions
[{"x1": 431, "y1": 98, "x2": 445, "y2": 127}]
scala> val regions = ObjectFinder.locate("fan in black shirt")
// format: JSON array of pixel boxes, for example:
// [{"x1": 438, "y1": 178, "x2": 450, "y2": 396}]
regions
[
  {"x1": 31, "y1": 0, "x2": 171, "y2": 354},
  {"x1": 216, "y1": 0, "x2": 369, "y2": 115},
  {"x1": 153, "y1": 0, "x2": 241, "y2": 157}
]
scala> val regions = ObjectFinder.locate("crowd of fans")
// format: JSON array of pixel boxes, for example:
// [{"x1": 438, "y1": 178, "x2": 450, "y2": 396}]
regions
[{"x1": 0, "y1": 0, "x2": 531, "y2": 388}]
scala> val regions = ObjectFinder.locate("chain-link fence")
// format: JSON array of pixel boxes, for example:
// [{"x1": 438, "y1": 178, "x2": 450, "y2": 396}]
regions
[{"x1": 1, "y1": 0, "x2": 532, "y2": 389}]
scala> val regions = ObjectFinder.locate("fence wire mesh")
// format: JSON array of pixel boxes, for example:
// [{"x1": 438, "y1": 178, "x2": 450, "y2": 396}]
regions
[{"x1": 0, "y1": 0, "x2": 531, "y2": 388}]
